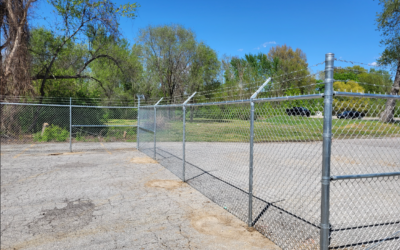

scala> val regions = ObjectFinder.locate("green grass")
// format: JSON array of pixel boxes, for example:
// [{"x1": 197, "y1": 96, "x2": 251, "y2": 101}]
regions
[
  {"x1": 66, "y1": 116, "x2": 399, "y2": 143},
  {"x1": 154, "y1": 116, "x2": 400, "y2": 142},
  {"x1": 106, "y1": 119, "x2": 137, "y2": 126}
]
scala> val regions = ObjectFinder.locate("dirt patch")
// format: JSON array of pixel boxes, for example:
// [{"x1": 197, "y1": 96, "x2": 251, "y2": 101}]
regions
[
  {"x1": 378, "y1": 160, "x2": 399, "y2": 167},
  {"x1": 28, "y1": 199, "x2": 95, "y2": 236},
  {"x1": 130, "y1": 157, "x2": 158, "y2": 164},
  {"x1": 48, "y1": 152, "x2": 86, "y2": 156},
  {"x1": 333, "y1": 156, "x2": 361, "y2": 165},
  {"x1": 145, "y1": 179, "x2": 185, "y2": 190},
  {"x1": 56, "y1": 162, "x2": 97, "y2": 168},
  {"x1": 189, "y1": 211, "x2": 280, "y2": 249}
]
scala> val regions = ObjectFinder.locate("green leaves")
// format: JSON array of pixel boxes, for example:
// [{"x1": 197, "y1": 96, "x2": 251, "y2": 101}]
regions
[
  {"x1": 136, "y1": 24, "x2": 220, "y2": 99},
  {"x1": 375, "y1": 0, "x2": 400, "y2": 66}
]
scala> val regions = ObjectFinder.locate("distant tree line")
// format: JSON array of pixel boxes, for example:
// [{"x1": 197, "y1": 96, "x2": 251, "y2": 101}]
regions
[{"x1": 1, "y1": 0, "x2": 398, "y2": 121}]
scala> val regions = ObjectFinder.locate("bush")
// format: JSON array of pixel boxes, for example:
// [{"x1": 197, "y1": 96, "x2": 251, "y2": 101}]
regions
[{"x1": 33, "y1": 125, "x2": 69, "y2": 142}]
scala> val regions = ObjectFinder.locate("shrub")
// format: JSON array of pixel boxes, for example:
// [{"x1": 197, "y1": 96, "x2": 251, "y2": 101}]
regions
[{"x1": 33, "y1": 125, "x2": 69, "y2": 142}]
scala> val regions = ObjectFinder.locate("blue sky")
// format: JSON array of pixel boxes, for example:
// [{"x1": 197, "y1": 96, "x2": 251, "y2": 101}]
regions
[{"x1": 31, "y1": 0, "x2": 386, "y2": 73}]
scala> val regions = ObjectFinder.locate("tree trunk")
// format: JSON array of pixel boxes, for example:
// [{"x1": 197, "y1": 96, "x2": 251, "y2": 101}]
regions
[{"x1": 380, "y1": 58, "x2": 400, "y2": 123}]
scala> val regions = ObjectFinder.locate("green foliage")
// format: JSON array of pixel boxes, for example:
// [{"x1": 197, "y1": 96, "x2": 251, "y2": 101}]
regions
[
  {"x1": 33, "y1": 125, "x2": 69, "y2": 142},
  {"x1": 136, "y1": 24, "x2": 221, "y2": 99},
  {"x1": 333, "y1": 81, "x2": 369, "y2": 113},
  {"x1": 375, "y1": 0, "x2": 400, "y2": 67},
  {"x1": 30, "y1": 28, "x2": 96, "y2": 98},
  {"x1": 333, "y1": 66, "x2": 393, "y2": 93},
  {"x1": 267, "y1": 44, "x2": 314, "y2": 95}
]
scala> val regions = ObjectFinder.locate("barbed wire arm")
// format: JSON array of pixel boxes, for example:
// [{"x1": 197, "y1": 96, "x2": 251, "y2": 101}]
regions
[
  {"x1": 251, "y1": 77, "x2": 271, "y2": 99},
  {"x1": 183, "y1": 92, "x2": 197, "y2": 105}
]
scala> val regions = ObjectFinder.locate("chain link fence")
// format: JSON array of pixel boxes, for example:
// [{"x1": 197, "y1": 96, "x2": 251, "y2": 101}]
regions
[
  {"x1": 1, "y1": 54, "x2": 399, "y2": 249},
  {"x1": 136, "y1": 54, "x2": 399, "y2": 249},
  {"x1": 137, "y1": 92, "x2": 399, "y2": 250},
  {"x1": 0, "y1": 102, "x2": 138, "y2": 153},
  {"x1": 329, "y1": 95, "x2": 400, "y2": 249}
]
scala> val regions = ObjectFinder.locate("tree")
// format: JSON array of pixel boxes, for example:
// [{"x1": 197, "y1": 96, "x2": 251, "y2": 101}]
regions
[
  {"x1": 221, "y1": 53, "x2": 279, "y2": 99},
  {"x1": 35, "y1": 0, "x2": 138, "y2": 98},
  {"x1": 90, "y1": 37, "x2": 143, "y2": 103},
  {"x1": 29, "y1": 27, "x2": 91, "y2": 98},
  {"x1": 1, "y1": 0, "x2": 37, "y2": 99},
  {"x1": 136, "y1": 24, "x2": 220, "y2": 102},
  {"x1": 376, "y1": 0, "x2": 400, "y2": 122},
  {"x1": 333, "y1": 66, "x2": 393, "y2": 94},
  {"x1": 267, "y1": 44, "x2": 315, "y2": 95}
]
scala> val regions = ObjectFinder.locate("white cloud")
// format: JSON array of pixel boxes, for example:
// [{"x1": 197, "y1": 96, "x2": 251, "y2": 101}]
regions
[
  {"x1": 238, "y1": 49, "x2": 243, "y2": 52},
  {"x1": 262, "y1": 41, "x2": 276, "y2": 47},
  {"x1": 254, "y1": 47, "x2": 260, "y2": 50},
  {"x1": 368, "y1": 62, "x2": 378, "y2": 66}
]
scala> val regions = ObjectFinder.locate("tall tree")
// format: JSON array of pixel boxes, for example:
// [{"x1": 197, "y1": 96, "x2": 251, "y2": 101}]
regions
[
  {"x1": 31, "y1": 0, "x2": 138, "y2": 101},
  {"x1": 137, "y1": 24, "x2": 220, "y2": 101},
  {"x1": 376, "y1": 0, "x2": 400, "y2": 122},
  {"x1": 267, "y1": 44, "x2": 314, "y2": 95}
]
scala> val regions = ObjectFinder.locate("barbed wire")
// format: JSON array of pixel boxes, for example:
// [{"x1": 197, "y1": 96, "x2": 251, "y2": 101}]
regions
[
  {"x1": 272, "y1": 72, "x2": 320, "y2": 85},
  {"x1": 334, "y1": 58, "x2": 385, "y2": 68},
  {"x1": 333, "y1": 67, "x2": 392, "y2": 76}
]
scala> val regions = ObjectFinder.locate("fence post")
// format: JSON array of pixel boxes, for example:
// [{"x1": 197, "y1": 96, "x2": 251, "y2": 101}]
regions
[
  {"x1": 69, "y1": 97, "x2": 72, "y2": 152},
  {"x1": 137, "y1": 96, "x2": 141, "y2": 150},
  {"x1": 153, "y1": 98, "x2": 163, "y2": 159},
  {"x1": 182, "y1": 92, "x2": 197, "y2": 182},
  {"x1": 249, "y1": 78, "x2": 271, "y2": 227},
  {"x1": 249, "y1": 99, "x2": 255, "y2": 227},
  {"x1": 321, "y1": 53, "x2": 334, "y2": 250}
]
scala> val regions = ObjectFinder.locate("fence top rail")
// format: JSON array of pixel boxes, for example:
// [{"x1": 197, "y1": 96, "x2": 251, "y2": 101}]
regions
[
  {"x1": 334, "y1": 91, "x2": 400, "y2": 99},
  {"x1": 0, "y1": 102, "x2": 138, "y2": 109},
  {"x1": 253, "y1": 93, "x2": 324, "y2": 103}
]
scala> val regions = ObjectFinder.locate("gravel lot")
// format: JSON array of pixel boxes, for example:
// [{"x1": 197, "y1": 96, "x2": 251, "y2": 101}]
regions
[
  {"x1": 2, "y1": 138, "x2": 399, "y2": 249},
  {"x1": 0, "y1": 142, "x2": 279, "y2": 250}
]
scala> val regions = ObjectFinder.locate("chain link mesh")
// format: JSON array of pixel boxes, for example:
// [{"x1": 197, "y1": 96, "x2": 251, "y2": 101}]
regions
[
  {"x1": 154, "y1": 106, "x2": 184, "y2": 180},
  {"x1": 138, "y1": 94, "x2": 399, "y2": 250},
  {"x1": 1, "y1": 103, "x2": 138, "y2": 153},
  {"x1": 184, "y1": 103, "x2": 250, "y2": 223},
  {"x1": 2, "y1": 92, "x2": 399, "y2": 250},
  {"x1": 329, "y1": 96, "x2": 400, "y2": 249},
  {"x1": 1, "y1": 104, "x2": 70, "y2": 153},
  {"x1": 252, "y1": 98, "x2": 324, "y2": 249}
]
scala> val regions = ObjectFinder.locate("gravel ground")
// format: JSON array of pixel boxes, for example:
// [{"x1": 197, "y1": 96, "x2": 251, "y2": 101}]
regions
[
  {"x1": 2, "y1": 138, "x2": 399, "y2": 250},
  {"x1": 0, "y1": 142, "x2": 280, "y2": 250}
]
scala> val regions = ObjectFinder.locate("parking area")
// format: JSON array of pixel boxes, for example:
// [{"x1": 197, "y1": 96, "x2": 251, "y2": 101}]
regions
[{"x1": 0, "y1": 142, "x2": 279, "y2": 250}]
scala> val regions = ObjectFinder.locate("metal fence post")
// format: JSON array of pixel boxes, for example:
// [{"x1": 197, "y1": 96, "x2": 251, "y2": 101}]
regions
[
  {"x1": 153, "y1": 98, "x2": 163, "y2": 159},
  {"x1": 182, "y1": 105, "x2": 186, "y2": 181},
  {"x1": 182, "y1": 92, "x2": 197, "y2": 182},
  {"x1": 249, "y1": 99, "x2": 255, "y2": 227},
  {"x1": 321, "y1": 53, "x2": 334, "y2": 250},
  {"x1": 69, "y1": 97, "x2": 72, "y2": 152},
  {"x1": 249, "y1": 78, "x2": 271, "y2": 227},
  {"x1": 137, "y1": 96, "x2": 141, "y2": 150}
]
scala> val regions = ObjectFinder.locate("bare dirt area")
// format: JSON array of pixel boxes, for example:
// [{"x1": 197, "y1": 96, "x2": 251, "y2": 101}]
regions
[{"x1": 0, "y1": 142, "x2": 280, "y2": 250}]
